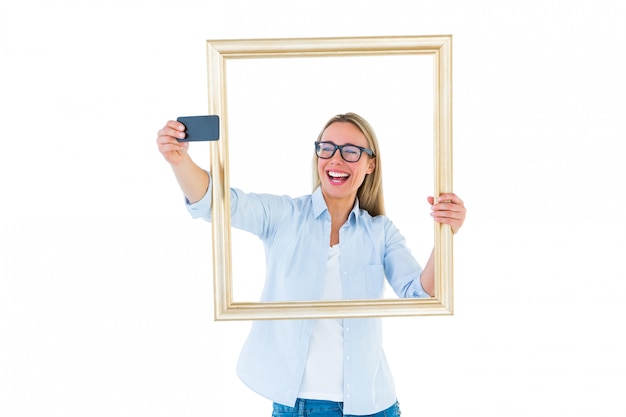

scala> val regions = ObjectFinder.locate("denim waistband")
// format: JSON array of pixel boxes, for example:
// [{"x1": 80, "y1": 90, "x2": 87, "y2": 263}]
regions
[{"x1": 272, "y1": 398, "x2": 400, "y2": 417}]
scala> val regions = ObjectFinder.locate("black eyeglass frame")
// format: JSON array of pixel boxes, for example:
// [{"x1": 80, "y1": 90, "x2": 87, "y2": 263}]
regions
[{"x1": 314, "y1": 141, "x2": 375, "y2": 163}]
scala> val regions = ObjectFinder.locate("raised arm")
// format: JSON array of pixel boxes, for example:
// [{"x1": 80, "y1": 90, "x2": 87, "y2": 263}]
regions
[
  {"x1": 420, "y1": 193, "x2": 467, "y2": 296},
  {"x1": 156, "y1": 120, "x2": 209, "y2": 203}
]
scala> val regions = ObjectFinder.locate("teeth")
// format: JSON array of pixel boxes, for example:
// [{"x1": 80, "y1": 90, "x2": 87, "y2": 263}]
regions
[{"x1": 329, "y1": 171, "x2": 348, "y2": 178}]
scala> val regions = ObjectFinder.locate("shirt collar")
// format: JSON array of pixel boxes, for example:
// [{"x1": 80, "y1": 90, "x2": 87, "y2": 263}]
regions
[{"x1": 312, "y1": 187, "x2": 361, "y2": 225}]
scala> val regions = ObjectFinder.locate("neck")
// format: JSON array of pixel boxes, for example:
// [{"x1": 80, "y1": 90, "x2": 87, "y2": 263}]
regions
[
  {"x1": 322, "y1": 191, "x2": 356, "y2": 247},
  {"x1": 322, "y1": 190, "x2": 356, "y2": 223}
]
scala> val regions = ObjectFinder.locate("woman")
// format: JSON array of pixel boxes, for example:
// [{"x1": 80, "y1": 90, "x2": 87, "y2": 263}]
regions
[{"x1": 157, "y1": 113, "x2": 466, "y2": 416}]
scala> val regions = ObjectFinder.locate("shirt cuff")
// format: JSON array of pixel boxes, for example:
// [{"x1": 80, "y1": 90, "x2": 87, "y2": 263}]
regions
[
  {"x1": 410, "y1": 271, "x2": 430, "y2": 298},
  {"x1": 185, "y1": 173, "x2": 213, "y2": 220}
]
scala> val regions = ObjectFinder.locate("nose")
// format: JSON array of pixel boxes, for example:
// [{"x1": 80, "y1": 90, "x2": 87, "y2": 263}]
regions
[{"x1": 330, "y1": 148, "x2": 345, "y2": 163}]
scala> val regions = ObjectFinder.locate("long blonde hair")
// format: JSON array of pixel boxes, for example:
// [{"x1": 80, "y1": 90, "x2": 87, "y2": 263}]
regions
[{"x1": 312, "y1": 113, "x2": 385, "y2": 216}]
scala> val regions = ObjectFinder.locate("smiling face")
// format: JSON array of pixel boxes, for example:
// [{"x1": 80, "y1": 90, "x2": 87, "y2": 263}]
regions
[{"x1": 317, "y1": 121, "x2": 376, "y2": 207}]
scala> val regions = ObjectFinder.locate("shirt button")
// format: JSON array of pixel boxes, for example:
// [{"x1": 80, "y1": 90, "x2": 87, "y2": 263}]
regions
[
  {"x1": 345, "y1": 327, "x2": 350, "y2": 332},
  {"x1": 346, "y1": 356, "x2": 350, "y2": 361},
  {"x1": 346, "y1": 383, "x2": 351, "y2": 389}
]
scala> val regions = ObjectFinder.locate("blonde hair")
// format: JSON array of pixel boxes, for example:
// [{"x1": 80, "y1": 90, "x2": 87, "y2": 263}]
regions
[{"x1": 312, "y1": 112, "x2": 385, "y2": 216}]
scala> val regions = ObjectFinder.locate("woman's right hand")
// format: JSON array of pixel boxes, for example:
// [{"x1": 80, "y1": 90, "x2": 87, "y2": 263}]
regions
[
  {"x1": 156, "y1": 120, "x2": 190, "y2": 165},
  {"x1": 156, "y1": 120, "x2": 210, "y2": 204}
]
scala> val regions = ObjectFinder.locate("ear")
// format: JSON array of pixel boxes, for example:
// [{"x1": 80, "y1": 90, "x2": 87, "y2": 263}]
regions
[{"x1": 366, "y1": 159, "x2": 376, "y2": 174}]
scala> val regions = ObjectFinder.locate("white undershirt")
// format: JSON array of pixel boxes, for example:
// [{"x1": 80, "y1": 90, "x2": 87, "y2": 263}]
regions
[{"x1": 298, "y1": 244, "x2": 344, "y2": 401}]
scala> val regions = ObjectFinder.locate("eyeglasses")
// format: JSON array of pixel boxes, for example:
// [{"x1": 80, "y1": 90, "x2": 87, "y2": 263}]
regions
[{"x1": 314, "y1": 141, "x2": 374, "y2": 163}]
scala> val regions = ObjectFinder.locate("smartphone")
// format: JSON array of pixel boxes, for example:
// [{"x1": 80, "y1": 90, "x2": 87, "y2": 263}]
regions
[{"x1": 176, "y1": 115, "x2": 220, "y2": 142}]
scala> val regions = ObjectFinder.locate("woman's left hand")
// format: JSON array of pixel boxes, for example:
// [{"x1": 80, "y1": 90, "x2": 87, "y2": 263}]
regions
[{"x1": 428, "y1": 193, "x2": 466, "y2": 234}]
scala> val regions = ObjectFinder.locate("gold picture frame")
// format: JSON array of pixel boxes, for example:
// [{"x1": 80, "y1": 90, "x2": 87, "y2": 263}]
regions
[{"x1": 206, "y1": 35, "x2": 453, "y2": 320}]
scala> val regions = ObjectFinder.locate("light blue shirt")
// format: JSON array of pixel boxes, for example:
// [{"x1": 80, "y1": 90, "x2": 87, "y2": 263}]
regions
[{"x1": 187, "y1": 184, "x2": 428, "y2": 415}]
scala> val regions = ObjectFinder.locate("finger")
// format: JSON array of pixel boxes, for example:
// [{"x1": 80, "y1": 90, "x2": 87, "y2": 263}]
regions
[
  {"x1": 432, "y1": 215, "x2": 462, "y2": 227},
  {"x1": 157, "y1": 121, "x2": 181, "y2": 136},
  {"x1": 158, "y1": 126, "x2": 186, "y2": 141},
  {"x1": 157, "y1": 129, "x2": 188, "y2": 149},
  {"x1": 434, "y1": 194, "x2": 465, "y2": 216},
  {"x1": 156, "y1": 135, "x2": 180, "y2": 149},
  {"x1": 431, "y1": 204, "x2": 465, "y2": 225},
  {"x1": 431, "y1": 201, "x2": 465, "y2": 234},
  {"x1": 165, "y1": 120, "x2": 186, "y2": 131},
  {"x1": 157, "y1": 121, "x2": 186, "y2": 140},
  {"x1": 432, "y1": 200, "x2": 465, "y2": 213},
  {"x1": 434, "y1": 202, "x2": 466, "y2": 216},
  {"x1": 437, "y1": 193, "x2": 464, "y2": 206},
  {"x1": 431, "y1": 207, "x2": 463, "y2": 220},
  {"x1": 431, "y1": 213, "x2": 464, "y2": 234},
  {"x1": 158, "y1": 141, "x2": 188, "y2": 153}
]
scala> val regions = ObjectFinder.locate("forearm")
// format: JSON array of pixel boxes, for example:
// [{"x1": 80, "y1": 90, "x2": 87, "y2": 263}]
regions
[
  {"x1": 171, "y1": 154, "x2": 210, "y2": 204},
  {"x1": 420, "y1": 248, "x2": 435, "y2": 297},
  {"x1": 419, "y1": 192, "x2": 466, "y2": 296}
]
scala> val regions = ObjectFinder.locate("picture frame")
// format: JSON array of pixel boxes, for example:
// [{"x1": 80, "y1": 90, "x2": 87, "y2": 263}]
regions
[{"x1": 206, "y1": 35, "x2": 453, "y2": 320}]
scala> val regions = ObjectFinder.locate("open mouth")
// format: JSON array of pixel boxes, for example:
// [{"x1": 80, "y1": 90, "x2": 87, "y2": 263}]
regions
[{"x1": 327, "y1": 170, "x2": 349, "y2": 184}]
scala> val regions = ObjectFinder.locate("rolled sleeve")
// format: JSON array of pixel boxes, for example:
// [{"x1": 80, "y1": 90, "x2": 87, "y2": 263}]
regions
[
  {"x1": 185, "y1": 174, "x2": 213, "y2": 221},
  {"x1": 383, "y1": 218, "x2": 429, "y2": 298},
  {"x1": 407, "y1": 271, "x2": 429, "y2": 298}
]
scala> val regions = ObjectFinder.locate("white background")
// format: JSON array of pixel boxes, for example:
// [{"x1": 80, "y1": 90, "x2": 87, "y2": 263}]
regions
[
  {"x1": 226, "y1": 54, "x2": 433, "y2": 300},
  {"x1": 1, "y1": 1, "x2": 625, "y2": 416}
]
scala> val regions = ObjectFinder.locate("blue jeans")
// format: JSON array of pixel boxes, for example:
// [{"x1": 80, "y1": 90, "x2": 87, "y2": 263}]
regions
[{"x1": 272, "y1": 399, "x2": 401, "y2": 417}]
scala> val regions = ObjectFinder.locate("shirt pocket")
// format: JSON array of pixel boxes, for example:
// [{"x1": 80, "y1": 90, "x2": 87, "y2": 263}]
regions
[{"x1": 362, "y1": 264, "x2": 385, "y2": 298}]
